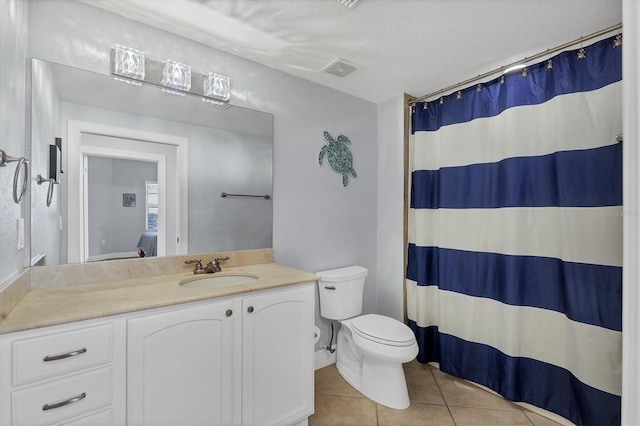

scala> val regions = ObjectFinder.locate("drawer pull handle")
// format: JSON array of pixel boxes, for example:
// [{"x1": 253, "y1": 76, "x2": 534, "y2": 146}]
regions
[
  {"x1": 324, "y1": 285, "x2": 336, "y2": 290},
  {"x1": 42, "y1": 392, "x2": 86, "y2": 411},
  {"x1": 43, "y1": 347, "x2": 87, "y2": 362}
]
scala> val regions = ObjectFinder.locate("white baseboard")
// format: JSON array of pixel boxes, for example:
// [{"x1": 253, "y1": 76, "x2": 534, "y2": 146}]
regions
[{"x1": 314, "y1": 348, "x2": 336, "y2": 370}]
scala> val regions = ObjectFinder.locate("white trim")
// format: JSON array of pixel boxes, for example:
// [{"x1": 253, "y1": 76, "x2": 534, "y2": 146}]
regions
[
  {"x1": 622, "y1": 1, "x2": 640, "y2": 424},
  {"x1": 66, "y1": 120, "x2": 188, "y2": 263},
  {"x1": 314, "y1": 349, "x2": 337, "y2": 371}
]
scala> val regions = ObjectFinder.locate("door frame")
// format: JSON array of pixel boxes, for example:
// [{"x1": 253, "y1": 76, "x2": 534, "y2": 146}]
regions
[{"x1": 67, "y1": 120, "x2": 188, "y2": 263}]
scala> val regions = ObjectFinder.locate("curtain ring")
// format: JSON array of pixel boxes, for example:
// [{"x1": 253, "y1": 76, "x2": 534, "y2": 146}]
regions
[{"x1": 13, "y1": 157, "x2": 29, "y2": 204}]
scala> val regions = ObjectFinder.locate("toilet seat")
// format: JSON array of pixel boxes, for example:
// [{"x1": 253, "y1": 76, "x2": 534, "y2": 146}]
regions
[{"x1": 351, "y1": 314, "x2": 416, "y2": 347}]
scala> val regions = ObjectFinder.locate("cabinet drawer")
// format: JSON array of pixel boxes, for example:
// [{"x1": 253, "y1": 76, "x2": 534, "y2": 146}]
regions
[
  {"x1": 12, "y1": 367, "x2": 112, "y2": 426},
  {"x1": 12, "y1": 324, "x2": 112, "y2": 386},
  {"x1": 54, "y1": 408, "x2": 112, "y2": 426}
]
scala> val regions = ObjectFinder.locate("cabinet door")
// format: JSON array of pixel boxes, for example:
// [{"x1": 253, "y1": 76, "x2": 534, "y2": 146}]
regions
[
  {"x1": 242, "y1": 283, "x2": 314, "y2": 426},
  {"x1": 128, "y1": 300, "x2": 240, "y2": 426}
]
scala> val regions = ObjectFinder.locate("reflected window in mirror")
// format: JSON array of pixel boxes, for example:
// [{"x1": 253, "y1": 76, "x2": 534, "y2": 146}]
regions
[{"x1": 145, "y1": 182, "x2": 158, "y2": 231}]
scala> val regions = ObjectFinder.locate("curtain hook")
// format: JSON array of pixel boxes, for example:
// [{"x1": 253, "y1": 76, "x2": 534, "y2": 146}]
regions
[
  {"x1": 577, "y1": 47, "x2": 587, "y2": 59},
  {"x1": 577, "y1": 37, "x2": 587, "y2": 59},
  {"x1": 423, "y1": 102, "x2": 428, "y2": 110},
  {"x1": 500, "y1": 74, "x2": 505, "y2": 84},
  {"x1": 476, "y1": 83, "x2": 482, "y2": 92},
  {"x1": 456, "y1": 90, "x2": 462, "y2": 100},
  {"x1": 545, "y1": 49, "x2": 553, "y2": 70},
  {"x1": 614, "y1": 34, "x2": 622, "y2": 48},
  {"x1": 439, "y1": 96, "x2": 444, "y2": 105}
]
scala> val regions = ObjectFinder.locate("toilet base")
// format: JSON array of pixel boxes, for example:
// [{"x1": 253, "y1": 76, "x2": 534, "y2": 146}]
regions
[
  {"x1": 337, "y1": 359, "x2": 411, "y2": 409},
  {"x1": 336, "y1": 324, "x2": 412, "y2": 410}
]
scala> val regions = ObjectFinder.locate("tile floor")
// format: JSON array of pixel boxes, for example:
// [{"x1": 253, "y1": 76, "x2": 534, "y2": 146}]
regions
[{"x1": 309, "y1": 360, "x2": 564, "y2": 426}]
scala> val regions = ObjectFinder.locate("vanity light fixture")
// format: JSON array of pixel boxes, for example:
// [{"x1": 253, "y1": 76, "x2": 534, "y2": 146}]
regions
[
  {"x1": 111, "y1": 45, "x2": 232, "y2": 105},
  {"x1": 203, "y1": 73, "x2": 231, "y2": 102},
  {"x1": 162, "y1": 60, "x2": 191, "y2": 92},
  {"x1": 113, "y1": 44, "x2": 145, "y2": 81},
  {"x1": 337, "y1": 0, "x2": 360, "y2": 9},
  {"x1": 202, "y1": 97, "x2": 231, "y2": 109}
]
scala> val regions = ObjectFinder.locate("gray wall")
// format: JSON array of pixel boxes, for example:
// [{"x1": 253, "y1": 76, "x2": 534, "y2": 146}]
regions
[
  {"x1": 30, "y1": 58, "x2": 62, "y2": 266},
  {"x1": 376, "y1": 94, "x2": 405, "y2": 321},
  {"x1": 26, "y1": 0, "x2": 380, "y2": 347},
  {"x1": 0, "y1": 0, "x2": 28, "y2": 286}
]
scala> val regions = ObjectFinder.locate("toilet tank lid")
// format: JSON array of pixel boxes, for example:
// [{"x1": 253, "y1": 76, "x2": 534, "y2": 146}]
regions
[{"x1": 315, "y1": 266, "x2": 368, "y2": 282}]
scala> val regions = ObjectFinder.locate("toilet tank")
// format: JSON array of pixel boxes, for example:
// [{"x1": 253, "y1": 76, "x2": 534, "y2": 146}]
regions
[{"x1": 316, "y1": 266, "x2": 368, "y2": 320}]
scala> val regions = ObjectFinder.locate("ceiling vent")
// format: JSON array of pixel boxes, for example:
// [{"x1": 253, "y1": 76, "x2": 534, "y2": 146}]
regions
[
  {"x1": 336, "y1": 0, "x2": 360, "y2": 9},
  {"x1": 323, "y1": 59, "x2": 358, "y2": 78}
]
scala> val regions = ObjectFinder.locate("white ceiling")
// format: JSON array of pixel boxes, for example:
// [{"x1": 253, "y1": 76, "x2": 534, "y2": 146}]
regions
[{"x1": 82, "y1": 0, "x2": 622, "y2": 103}]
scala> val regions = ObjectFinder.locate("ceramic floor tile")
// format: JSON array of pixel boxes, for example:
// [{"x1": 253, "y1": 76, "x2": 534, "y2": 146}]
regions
[
  {"x1": 315, "y1": 364, "x2": 365, "y2": 398},
  {"x1": 449, "y1": 406, "x2": 533, "y2": 426},
  {"x1": 524, "y1": 410, "x2": 565, "y2": 425},
  {"x1": 377, "y1": 402, "x2": 455, "y2": 426},
  {"x1": 312, "y1": 363, "x2": 571, "y2": 425},
  {"x1": 309, "y1": 394, "x2": 378, "y2": 426},
  {"x1": 404, "y1": 365, "x2": 446, "y2": 405},
  {"x1": 431, "y1": 368, "x2": 520, "y2": 411},
  {"x1": 403, "y1": 358, "x2": 422, "y2": 369}
]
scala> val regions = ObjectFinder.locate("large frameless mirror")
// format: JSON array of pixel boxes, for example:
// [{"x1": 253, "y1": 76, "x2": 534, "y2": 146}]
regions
[{"x1": 29, "y1": 58, "x2": 273, "y2": 266}]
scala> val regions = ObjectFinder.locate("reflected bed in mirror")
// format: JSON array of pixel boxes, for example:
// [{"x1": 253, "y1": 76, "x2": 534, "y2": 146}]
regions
[{"x1": 29, "y1": 58, "x2": 273, "y2": 266}]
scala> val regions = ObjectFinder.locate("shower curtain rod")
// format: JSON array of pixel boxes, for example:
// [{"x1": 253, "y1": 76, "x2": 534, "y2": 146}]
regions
[{"x1": 408, "y1": 23, "x2": 623, "y2": 106}]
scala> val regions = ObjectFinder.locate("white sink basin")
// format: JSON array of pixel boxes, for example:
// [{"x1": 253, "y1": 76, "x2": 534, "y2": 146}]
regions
[{"x1": 179, "y1": 274, "x2": 258, "y2": 289}]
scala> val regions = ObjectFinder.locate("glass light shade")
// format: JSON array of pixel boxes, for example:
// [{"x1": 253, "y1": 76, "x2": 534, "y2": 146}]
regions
[
  {"x1": 114, "y1": 45, "x2": 145, "y2": 80},
  {"x1": 162, "y1": 60, "x2": 191, "y2": 92},
  {"x1": 204, "y1": 73, "x2": 231, "y2": 101}
]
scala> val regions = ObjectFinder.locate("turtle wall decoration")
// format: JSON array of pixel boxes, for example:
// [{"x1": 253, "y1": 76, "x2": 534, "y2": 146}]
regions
[{"x1": 318, "y1": 131, "x2": 357, "y2": 187}]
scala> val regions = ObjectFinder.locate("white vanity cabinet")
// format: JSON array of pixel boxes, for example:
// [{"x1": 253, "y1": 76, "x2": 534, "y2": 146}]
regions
[
  {"x1": 242, "y1": 285, "x2": 314, "y2": 426},
  {"x1": 127, "y1": 281, "x2": 314, "y2": 426},
  {"x1": 0, "y1": 280, "x2": 314, "y2": 426},
  {"x1": 127, "y1": 298, "x2": 241, "y2": 426},
  {"x1": 0, "y1": 319, "x2": 127, "y2": 426}
]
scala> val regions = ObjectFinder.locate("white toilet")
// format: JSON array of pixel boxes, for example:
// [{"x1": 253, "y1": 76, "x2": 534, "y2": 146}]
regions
[{"x1": 316, "y1": 266, "x2": 418, "y2": 409}]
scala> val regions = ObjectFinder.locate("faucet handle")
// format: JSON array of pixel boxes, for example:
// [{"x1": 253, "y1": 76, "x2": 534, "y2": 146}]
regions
[
  {"x1": 184, "y1": 259, "x2": 205, "y2": 274},
  {"x1": 215, "y1": 256, "x2": 230, "y2": 262}
]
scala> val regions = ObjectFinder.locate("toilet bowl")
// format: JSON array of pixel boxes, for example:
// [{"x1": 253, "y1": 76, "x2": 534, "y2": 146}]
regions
[
  {"x1": 316, "y1": 266, "x2": 418, "y2": 409},
  {"x1": 337, "y1": 315, "x2": 418, "y2": 409}
]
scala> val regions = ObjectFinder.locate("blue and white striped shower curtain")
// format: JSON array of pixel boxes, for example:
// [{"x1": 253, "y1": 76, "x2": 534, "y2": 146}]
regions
[{"x1": 407, "y1": 36, "x2": 622, "y2": 426}]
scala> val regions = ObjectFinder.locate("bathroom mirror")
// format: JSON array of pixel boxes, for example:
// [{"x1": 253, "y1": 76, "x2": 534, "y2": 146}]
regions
[{"x1": 29, "y1": 58, "x2": 273, "y2": 266}]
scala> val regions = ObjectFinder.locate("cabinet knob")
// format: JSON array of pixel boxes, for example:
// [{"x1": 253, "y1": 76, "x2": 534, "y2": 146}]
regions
[
  {"x1": 226, "y1": 309, "x2": 233, "y2": 317},
  {"x1": 247, "y1": 306, "x2": 254, "y2": 313}
]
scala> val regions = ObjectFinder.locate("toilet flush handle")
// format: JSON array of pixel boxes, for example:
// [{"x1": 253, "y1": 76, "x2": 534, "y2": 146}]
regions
[{"x1": 324, "y1": 285, "x2": 336, "y2": 290}]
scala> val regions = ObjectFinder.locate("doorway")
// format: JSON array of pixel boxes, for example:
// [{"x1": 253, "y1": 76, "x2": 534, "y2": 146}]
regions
[{"x1": 66, "y1": 120, "x2": 188, "y2": 263}]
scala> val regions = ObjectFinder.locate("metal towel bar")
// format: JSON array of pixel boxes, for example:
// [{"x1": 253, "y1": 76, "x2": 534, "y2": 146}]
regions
[
  {"x1": 221, "y1": 192, "x2": 271, "y2": 200},
  {"x1": 0, "y1": 149, "x2": 29, "y2": 204}
]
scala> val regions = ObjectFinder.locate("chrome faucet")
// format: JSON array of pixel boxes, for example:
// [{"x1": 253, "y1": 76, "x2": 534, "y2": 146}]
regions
[
  {"x1": 186, "y1": 257, "x2": 230, "y2": 274},
  {"x1": 184, "y1": 259, "x2": 205, "y2": 274},
  {"x1": 205, "y1": 256, "x2": 231, "y2": 273},
  {"x1": 204, "y1": 259, "x2": 221, "y2": 273}
]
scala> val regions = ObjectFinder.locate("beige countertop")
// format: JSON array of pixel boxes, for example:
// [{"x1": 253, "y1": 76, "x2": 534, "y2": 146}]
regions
[{"x1": 0, "y1": 263, "x2": 319, "y2": 334}]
